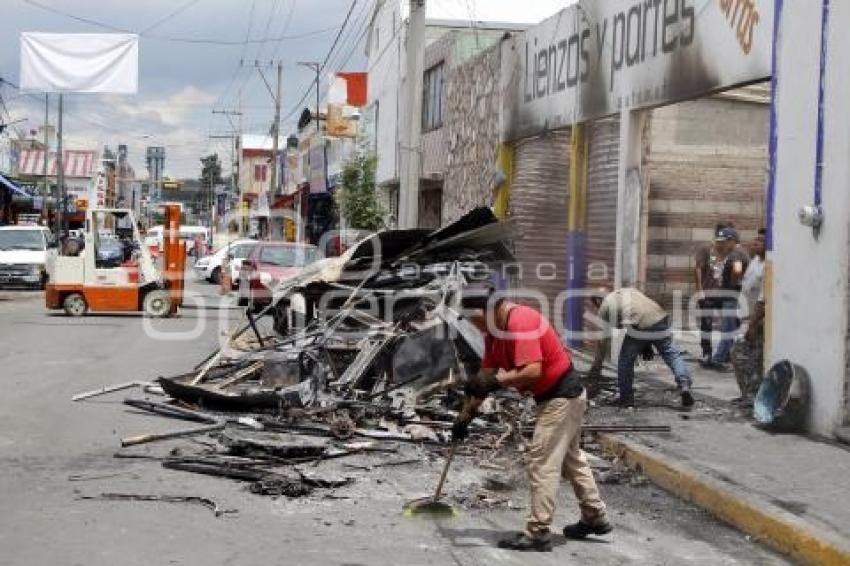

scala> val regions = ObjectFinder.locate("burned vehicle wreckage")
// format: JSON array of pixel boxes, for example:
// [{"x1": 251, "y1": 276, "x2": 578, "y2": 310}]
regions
[
  {"x1": 159, "y1": 207, "x2": 517, "y2": 413},
  {"x1": 76, "y1": 207, "x2": 668, "y2": 508},
  {"x1": 73, "y1": 209, "x2": 537, "y2": 501}
]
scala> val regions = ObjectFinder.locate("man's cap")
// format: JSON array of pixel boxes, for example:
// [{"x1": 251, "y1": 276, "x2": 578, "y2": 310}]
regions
[{"x1": 715, "y1": 226, "x2": 739, "y2": 241}]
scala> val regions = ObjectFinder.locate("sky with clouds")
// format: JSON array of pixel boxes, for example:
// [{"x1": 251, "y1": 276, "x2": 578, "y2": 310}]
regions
[
  {"x1": 0, "y1": 0, "x2": 572, "y2": 179},
  {"x1": 0, "y1": 0, "x2": 368, "y2": 178}
]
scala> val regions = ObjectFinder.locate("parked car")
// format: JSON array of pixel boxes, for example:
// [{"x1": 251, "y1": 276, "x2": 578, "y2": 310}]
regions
[
  {"x1": 238, "y1": 242, "x2": 319, "y2": 308},
  {"x1": 0, "y1": 225, "x2": 54, "y2": 288},
  {"x1": 193, "y1": 238, "x2": 257, "y2": 285}
]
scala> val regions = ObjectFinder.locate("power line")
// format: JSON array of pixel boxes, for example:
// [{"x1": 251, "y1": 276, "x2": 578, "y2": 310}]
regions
[
  {"x1": 215, "y1": 0, "x2": 258, "y2": 110},
  {"x1": 324, "y1": 0, "x2": 373, "y2": 74},
  {"x1": 269, "y1": 0, "x2": 298, "y2": 61},
  {"x1": 139, "y1": 0, "x2": 201, "y2": 34},
  {"x1": 23, "y1": 0, "x2": 130, "y2": 32},
  {"x1": 321, "y1": 0, "x2": 359, "y2": 70},
  {"x1": 281, "y1": 0, "x2": 359, "y2": 123},
  {"x1": 301, "y1": 0, "x2": 372, "y2": 124},
  {"x1": 21, "y1": 0, "x2": 341, "y2": 47},
  {"x1": 155, "y1": 23, "x2": 340, "y2": 45},
  {"x1": 253, "y1": 0, "x2": 283, "y2": 62}
]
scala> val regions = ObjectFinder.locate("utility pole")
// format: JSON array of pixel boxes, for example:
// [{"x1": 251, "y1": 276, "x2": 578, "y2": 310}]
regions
[
  {"x1": 238, "y1": 88, "x2": 244, "y2": 235},
  {"x1": 42, "y1": 94, "x2": 48, "y2": 222},
  {"x1": 398, "y1": 0, "x2": 426, "y2": 229},
  {"x1": 298, "y1": 62, "x2": 326, "y2": 193},
  {"x1": 55, "y1": 94, "x2": 64, "y2": 242},
  {"x1": 212, "y1": 109, "x2": 242, "y2": 237},
  {"x1": 269, "y1": 61, "x2": 282, "y2": 239},
  {"x1": 242, "y1": 60, "x2": 283, "y2": 239}
]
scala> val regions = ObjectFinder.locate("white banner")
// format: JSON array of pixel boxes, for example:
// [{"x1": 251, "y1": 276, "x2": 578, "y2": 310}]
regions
[
  {"x1": 20, "y1": 33, "x2": 139, "y2": 93},
  {"x1": 502, "y1": 0, "x2": 772, "y2": 140}
]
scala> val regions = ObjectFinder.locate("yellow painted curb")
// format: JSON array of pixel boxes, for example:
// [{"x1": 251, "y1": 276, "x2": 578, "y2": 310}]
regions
[{"x1": 597, "y1": 434, "x2": 850, "y2": 566}]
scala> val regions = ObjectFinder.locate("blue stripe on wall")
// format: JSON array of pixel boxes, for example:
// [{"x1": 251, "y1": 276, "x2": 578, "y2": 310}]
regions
[{"x1": 565, "y1": 230, "x2": 586, "y2": 348}]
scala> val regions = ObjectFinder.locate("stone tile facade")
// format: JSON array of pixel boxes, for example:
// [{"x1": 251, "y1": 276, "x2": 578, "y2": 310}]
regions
[{"x1": 441, "y1": 41, "x2": 503, "y2": 225}]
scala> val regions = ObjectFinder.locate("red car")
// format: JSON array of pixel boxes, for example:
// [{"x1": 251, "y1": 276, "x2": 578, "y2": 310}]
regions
[{"x1": 237, "y1": 241, "x2": 319, "y2": 308}]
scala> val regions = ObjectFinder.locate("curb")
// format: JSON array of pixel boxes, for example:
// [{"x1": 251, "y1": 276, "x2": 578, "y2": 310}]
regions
[{"x1": 596, "y1": 433, "x2": 850, "y2": 566}]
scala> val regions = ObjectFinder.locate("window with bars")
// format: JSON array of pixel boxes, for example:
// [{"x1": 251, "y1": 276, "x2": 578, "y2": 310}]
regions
[
  {"x1": 254, "y1": 164, "x2": 267, "y2": 182},
  {"x1": 422, "y1": 62, "x2": 446, "y2": 131}
]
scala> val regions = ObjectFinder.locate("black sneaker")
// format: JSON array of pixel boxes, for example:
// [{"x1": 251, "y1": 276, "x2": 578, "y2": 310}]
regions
[
  {"x1": 563, "y1": 519, "x2": 614, "y2": 539},
  {"x1": 607, "y1": 395, "x2": 635, "y2": 408},
  {"x1": 681, "y1": 390, "x2": 695, "y2": 408},
  {"x1": 497, "y1": 531, "x2": 553, "y2": 552}
]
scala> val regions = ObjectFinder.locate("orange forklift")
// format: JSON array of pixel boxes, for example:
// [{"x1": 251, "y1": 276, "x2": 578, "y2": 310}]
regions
[{"x1": 45, "y1": 204, "x2": 186, "y2": 317}]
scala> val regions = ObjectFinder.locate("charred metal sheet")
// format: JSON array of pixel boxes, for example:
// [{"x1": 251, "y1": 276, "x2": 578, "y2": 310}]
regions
[
  {"x1": 391, "y1": 323, "x2": 455, "y2": 387},
  {"x1": 335, "y1": 334, "x2": 396, "y2": 389},
  {"x1": 158, "y1": 376, "x2": 283, "y2": 411},
  {"x1": 433, "y1": 304, "x2": 484, "y2": 360},
  {"x1": 221, "y1": 429, "x2": 327, "y2": 459}
]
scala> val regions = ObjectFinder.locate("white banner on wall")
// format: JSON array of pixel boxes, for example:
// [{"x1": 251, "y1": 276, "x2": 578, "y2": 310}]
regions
[
  {"x1": 502, "y1": 0, "x2": 772, "y2": 140},
  {"x1": 20, "y1": 33, "x2": 139, "y2": 94}
]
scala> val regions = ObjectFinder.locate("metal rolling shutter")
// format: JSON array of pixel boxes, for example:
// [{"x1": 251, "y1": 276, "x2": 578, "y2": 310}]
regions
[
  {"x1": 509, "y1": 130, "x2": 571, "y2": 322},
  {"x1": 585, "y1": 117, "x2": 620, "y2": 289}
]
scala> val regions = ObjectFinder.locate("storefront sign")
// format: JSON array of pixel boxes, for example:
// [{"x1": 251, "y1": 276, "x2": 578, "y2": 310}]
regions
[
  {"x1": 502, "y1": 0, "x2": 772, "y2": 139},
  {"x1": 89, "y1": 168, "x2": 106, "y2": 207}
]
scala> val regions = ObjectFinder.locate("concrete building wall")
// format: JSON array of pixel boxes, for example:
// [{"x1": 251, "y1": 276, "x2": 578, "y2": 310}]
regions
[
  {"x1": 645, "y1": 90, "x2": 769, "y2": 312},
  {"x1": 366, "y1": 0, "x2": 520, "y2": 189},
  {"x1": 420, "y1": 32, "x2": 453, "y2": 179},
  {"x1": 770, "y1": 0, "x2": 850, "y2": 437},
  {"x1": 441, "y1": 42, "x2": 503, "y2": 225}
]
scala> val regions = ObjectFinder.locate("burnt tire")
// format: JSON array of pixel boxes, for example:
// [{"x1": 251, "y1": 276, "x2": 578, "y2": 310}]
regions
[
  {"x1": 143, "y1": 289, "x2": 172, "y2": 318},
  {"x1": 63, "y1": 292, "x2": 88, "y2": 317}
]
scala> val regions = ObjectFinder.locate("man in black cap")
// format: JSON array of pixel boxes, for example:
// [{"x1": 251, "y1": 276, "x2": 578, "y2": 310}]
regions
[
  {"x1": 703, "y1": 226, "x2": 749, "y2": 370},
  {"x1": 694, "y1": 223, "x2": 728, "y2": 364}
]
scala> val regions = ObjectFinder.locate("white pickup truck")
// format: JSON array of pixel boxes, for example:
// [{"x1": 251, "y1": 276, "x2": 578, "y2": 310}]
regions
[{"x1": 0, "y1": 225, "x2": 55, "y2": 289}]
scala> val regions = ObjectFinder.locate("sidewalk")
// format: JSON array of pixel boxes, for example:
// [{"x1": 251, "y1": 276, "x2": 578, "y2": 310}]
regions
[{"x1": 576, "y1": 334, "x2": 850, "y2": 565}]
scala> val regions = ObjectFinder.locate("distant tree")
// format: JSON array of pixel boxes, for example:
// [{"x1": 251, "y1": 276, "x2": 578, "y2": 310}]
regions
[
  {"x1": 199, "y1": 154, "x2": 224, "y2": 187},
  {"x1": 335, "y1": 152, "x2": 384, "y2": 231}
]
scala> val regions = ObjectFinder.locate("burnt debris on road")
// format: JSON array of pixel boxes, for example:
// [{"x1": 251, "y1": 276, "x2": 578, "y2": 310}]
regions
[{"x1": 75, "y1": 209, "x2": 670, "y2": 513}]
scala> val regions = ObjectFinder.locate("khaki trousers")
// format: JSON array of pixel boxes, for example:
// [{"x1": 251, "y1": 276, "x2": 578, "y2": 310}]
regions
[{"x1": 526, "y1": 392, "x2": 607, "y2": 536}]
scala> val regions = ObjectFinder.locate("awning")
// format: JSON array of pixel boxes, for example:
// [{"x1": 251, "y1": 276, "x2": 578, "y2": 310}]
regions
[
  {"x1": 17, "y1": 149, "x2": 96, "y2": 178},
  {"x1": 0, "y1": 173, "x2": 32, "y2": 199}
]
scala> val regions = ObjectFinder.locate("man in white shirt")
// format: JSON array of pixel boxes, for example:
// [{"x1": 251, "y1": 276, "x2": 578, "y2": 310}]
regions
[
  {"x1": 731, "y1": 230, "x2": 766, "y2": 406},
  {"x1": 588, "y1": 287, "x2": 694, "y2": 409}
]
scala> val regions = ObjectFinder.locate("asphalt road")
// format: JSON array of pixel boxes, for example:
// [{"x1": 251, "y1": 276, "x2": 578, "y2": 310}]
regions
[{"x1": 0, "y1": 280, "x2": 789, "y2": 566}]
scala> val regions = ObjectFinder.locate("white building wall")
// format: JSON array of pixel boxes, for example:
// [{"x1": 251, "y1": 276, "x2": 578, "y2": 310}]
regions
[
  {"x1": 367, "y1": 0, "x2": 404, "y2": 186},
  {"x1": 238, "y1": 154, "x2": 271, "y2": 196},
  {"x1": 770, "y1": 0, "x2": 850, "y2": 436},
  {"x1": 366, "y1": 0, "x2": 566, "y2": 187}
]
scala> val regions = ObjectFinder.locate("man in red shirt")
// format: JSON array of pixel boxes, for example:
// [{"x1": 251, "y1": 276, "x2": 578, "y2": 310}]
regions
[{"x1": 455, "y1": 289, "x2": 611, "y2": 552}]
